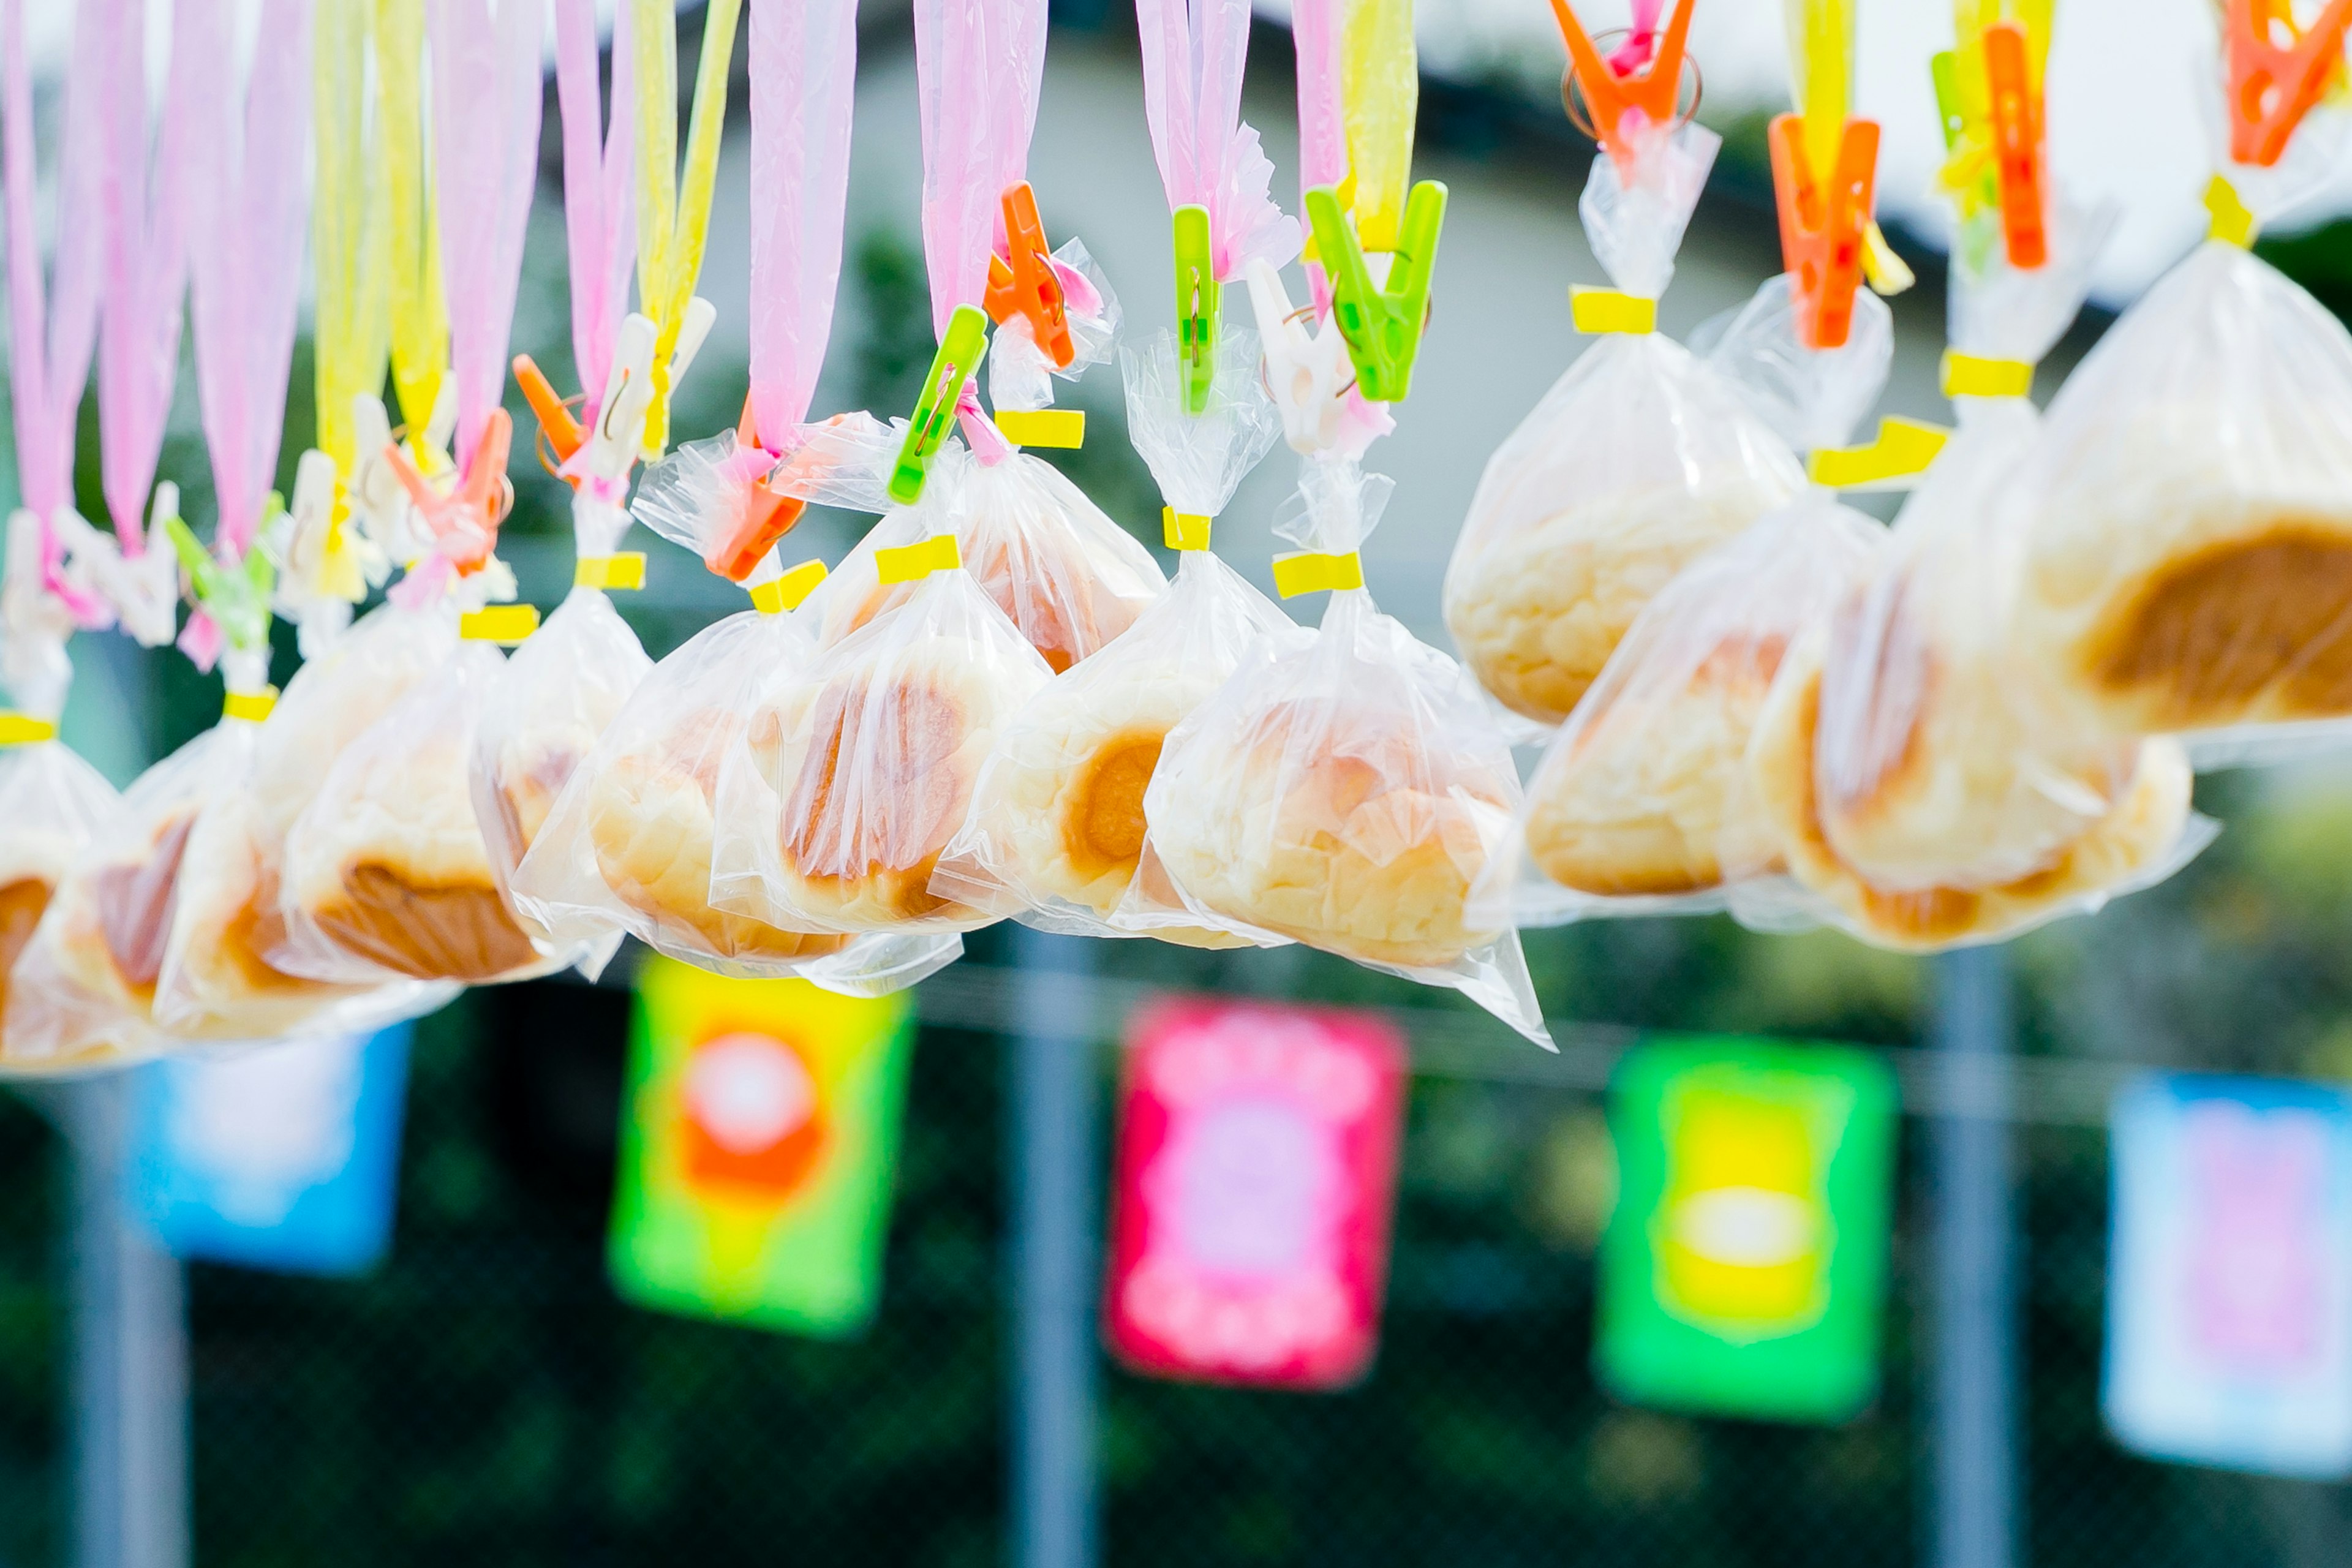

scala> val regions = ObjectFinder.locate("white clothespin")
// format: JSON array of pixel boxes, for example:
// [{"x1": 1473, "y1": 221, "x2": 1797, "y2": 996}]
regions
[
  {"x1": 48, "y1": 489, "x2": 181, "y2": 648},
  {"x1": 573, "y1": 313, "x2": 659, "y2": 486},
  {"x1": 1, "y1": 510, "x2": 77, "y2": 721},
  {"x1": 1245, "y1": 258, "x2": 1355, "y2": 455},
  {"x1": 348, "y1": 393, "x2": 435, "y2": 570},
  {"x1": 669, "y1": 295, "x2": 717, "y2": 391},
  {"x1": 271, "y1": 449, "x2": 365, "y2": 658}
]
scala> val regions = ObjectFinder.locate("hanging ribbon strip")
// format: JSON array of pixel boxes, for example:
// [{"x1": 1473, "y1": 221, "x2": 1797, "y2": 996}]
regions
[
  {"x1": 429, "y1": 0, "x2": 545, "y2": 472},
  {"x1": 1292, "y1": 0, "x2": 1348, "y2": 303},
  {"x1": 913, "y1": 0, "x2": 1050, "y2": 337},
  {"x1": 186, "y1": 0, "x2": 314, "y2": 561},
  {"x1": 634, "y1": 0, "x2": 743, "y2": 456},
  {"x1": 379, "y1": 0, "x2": 447, "y2": 444},
  {"x1": 745, "y1": 0, "x2": 859, "y2": 451},
  {"x1": 555, "y1": 0, "x2": 637, "y2": 435},
  {"x1": 1135, "y1": 0, "x2": 1298, "y2": 282},
  {"x1": 95, "y1": 0, "x2": 202, "y2": 557},
  {"x1": 313, "y1": 0, "x2": 391, "y2": 484},
  {"x1": 1338, "y1": 0, "x2": 1418, "y2": 253}
]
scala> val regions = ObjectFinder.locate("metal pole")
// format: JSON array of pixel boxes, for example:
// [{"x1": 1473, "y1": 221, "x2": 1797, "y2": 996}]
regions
[
  {"x1": 68, "y1": 1072, "x2": 189, "y2": 1568},
  {"x1": 1932, "y1": 944, "x2": 2017, "y2": 1568},
  {"x1": 1009, "y1": 925, "x2": 1098, "y2": 1568}
]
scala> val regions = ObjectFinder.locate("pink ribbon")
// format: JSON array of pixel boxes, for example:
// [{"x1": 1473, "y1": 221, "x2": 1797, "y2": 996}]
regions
[
  {"x1": 1135, "y1": 0, "x2": 1300, "y2": 282},
  {"x1": 186, "y1": 0, "x2": 313, "y2": 560},
  {"x1": 1609, "y1": 0, "x2": 1667, "y2": 75},
  {"x1": 913, "y1": 0, "x2": 1048, "y2": 339},
  {"x1": 1291, "y1": 0, "x2": 1348, "y2": 312},
  {"x1": 554, "y1": 0, "x2": 635, "y2": 428},
  {"x1": 954, "y1": 382, "x2": 1013, "y2": 467}
]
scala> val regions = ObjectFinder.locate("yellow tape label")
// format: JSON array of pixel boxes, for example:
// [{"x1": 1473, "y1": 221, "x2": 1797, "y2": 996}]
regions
[
  {"x1": 1163, "y1": 507, "x2": 1212, "y2": 551},
  {"x1": 1808, "y1": 417, "x2": 1952, "y2": 491},
  {"x1": 461, "y1": 605, "x2": 542, "y2": 644},
  {"x1": 2206, "y1": 175, "x2": 2257, "y2": 248},
  {"x1": 0, "y1": 714, "x2": 58, "y2": 745},
  {"x1": 1940, "y1": 352, "x2": 2034, "y2": 399},
  {"x1": 222, "y1": 688, "x2": 280, "y2": 723},
  {"x1": 751, "y1": 559, "x2": 829, "y2": 614},
  {"x1": 1569, "y1": 288, "x2": 1656, "y2": 335},
  {"x1": 575, "y1": 552, "x2": 647, "y2": 590},
  {"x1": 994, "y1": 408, "x2": 1085, "y2": 449},
  {"x1": 874, "y1": 533, "x2": 962, "y2": 585},
  {"x1": 1272, "y1": 551, "x2": 1365, "y2": 598}
]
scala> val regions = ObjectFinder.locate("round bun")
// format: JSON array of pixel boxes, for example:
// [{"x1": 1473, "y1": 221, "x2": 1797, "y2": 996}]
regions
[{"x1": 585, "y1": 707, "x2": 851, "y2": 962}]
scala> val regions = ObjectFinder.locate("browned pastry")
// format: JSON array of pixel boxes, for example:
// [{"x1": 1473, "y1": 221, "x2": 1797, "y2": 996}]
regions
[
  {"x1": 93, "y1": 809, "x2": 197, "y2": 1000},
  {"x1": 0, "y1": 876, "x2": 53, "y2": 1017}
]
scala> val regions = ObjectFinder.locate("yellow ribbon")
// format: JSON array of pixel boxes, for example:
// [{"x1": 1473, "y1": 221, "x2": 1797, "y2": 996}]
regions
[
  {"x1": 750, "y1": 559, "x2": 829, "y2": 614},
  {"x1": 1272, "y1": 550, "x2": 1365, "y2": 598},
  {"x1": 1808, "y1": 417, "x2": 1951, "y2": 489},
  {"x1": 377, "y1": 0, "x2": 445, "y2": 439},
  {"x1": 874, "y1": 533, "x2": 962, "y2": 586},
  {"x1": 461, "y1": 605, "x2": 541, "y2": 644},
  {"x1": 1340, "y1": 0, "x2": 1418, "y2": 251},
  {"x1": 575, "y1": 552, "x2": 648, "y2": 590},
  {"x1": 1940, "y1": 351, "x2": 2034, "y2": 399},
  {"x1": 1570, "y1": 288, "x2": 1656, "y2": 335},
  {"x1": 1163, "y1": 508, "x2": 1212, "y2": 551},
  {"x1": 2206, "y1": 175, "x2": 2258, "y2": 248},
  {"x1": 223, "y1": 688, "x2": 280, "y2": 723},
  {"x1": 993, "y1": 409, "x2": 1086, "y2": 449},
  {"x1": 634, "y1": 0, "x2": 743, "y2": 458},
  {"x1": 313, "y1": 1, "x2": 390, "y2": 481},
  {"x1": 0, "y1": 715, "x2": 58, "y2": 745}
]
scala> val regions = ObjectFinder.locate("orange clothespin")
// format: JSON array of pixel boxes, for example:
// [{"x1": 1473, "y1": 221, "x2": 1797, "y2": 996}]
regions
[
  {"x1": 1984, "y1": 21, "x2": 2047, "y2": 269},
  {"x1": 983, "y1": 181, "x2": 1074, "y2": 369},
  {"x1": 385, "y1": 409, "x2": 512, "y2": 575},
  {"x1": 705, "y1": 394, "x2": 811, "y2": 583},
  {"x1": 511, "y1": 355, "x2": 584, "y2": 469},
  {"x1": 1547, "y1": 0, "x2": 1695, "y2": 167},
  {"x1": 2225, "y1": 0, "x2": 2352, "y2": 168},
  {"x1": 1768, "y1": 112, "x2": 1879, "y2": 350}
]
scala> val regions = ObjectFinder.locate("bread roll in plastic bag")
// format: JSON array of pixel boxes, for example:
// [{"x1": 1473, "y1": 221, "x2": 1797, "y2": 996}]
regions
[
  {"x1": 510, "y1": 567, "x2": 963, "y2": 995},
  {"x1": 818, "y1": 441, "x2": 1164, "y2": 673},
  {"x1": 1444, "y1": 120, "x2": 1806, "y2": 725},
  {"x1": 1478, "y1": 493, "x2": 1880, "y2": 928},
  {"x1": 1141, "y1": 457, "x2": 1550, "y2": 1044},
  {"x1": 154, "y1": 607, "x2": 462, "y2": 1038},
  {"x1": 2010, "y1": 239, "x2": 2352, "y2": 743},
  {"x1": 0, "y1": 737, "x2": 119, "y2": 1065},
  {"x1": 712, "y1": 521, "x2": 1055, "y2": 937}
]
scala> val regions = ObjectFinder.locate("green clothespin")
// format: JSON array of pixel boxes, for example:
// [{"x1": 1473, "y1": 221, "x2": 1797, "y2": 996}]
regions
[
  {"x1": 162, "y1": 502, "x2": 277, "y2": 653},
  {"x1": 1174, "y1": 204, "x2": 1218, "y2": 415},
  {"x1": 888, "y1": 304, "x2": 991, "y2": 506},
  {"x1": 1304, "y1": 179, "x2": 1447, "y2": 405}
]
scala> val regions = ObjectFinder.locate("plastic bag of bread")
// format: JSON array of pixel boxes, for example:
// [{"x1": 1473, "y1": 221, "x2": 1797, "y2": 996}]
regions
[
  {"x1": 1140, "y1": 458, "x2": 1550, "y2": 1044},
  {"x1": 710, "y1": 512, "x2": 1056, "y2": 937},
  {"x1": 511, "y1": 559, "x2": 963, "y2": 995},
  {"x1": 816, "y1": 441, "x2": 1164, "y2": 674},
  {"x1": 1444, "y1": 114, "x2": 1806, "y2": 726},
  {"x1": 1477, "y1": 494, "x2": 1881, "y2": 927}
]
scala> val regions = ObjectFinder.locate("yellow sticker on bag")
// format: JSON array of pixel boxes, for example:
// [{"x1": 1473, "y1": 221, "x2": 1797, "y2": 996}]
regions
[
  {"x1": 1272, "y1": 550, "x2": 1365, "y2": 598},
  {"x1": 2205, "y1": 175, "x2": 2257, "y2": 247},
  {"x1": 575, "y1": 552, "x2": 648, "y2": 590},
  {"x1": 994, "y1": 409, "x2": 1085, "y2": 449},
  {"x1": 461, "y1": 605, "x2": 541, "y2": 644},
  {"x1": 1570, "y1": 288, "x2": 1656, "y2": 335},
  {"x1": 223, "y1": 688, "x2": 280, "y2": 723},
  {"x1": 1940, "y1": 352, "x2": 2034, "y2": 399},
  {"x1": 1163, "y1": 507, "x2": 1212, "y2": 551},
  {"x1": 750, "y1": 559, "x2": 829, "y2": 614},
  {"x1": 0, "y1": 714, "x2": 58, "y2": 745},
  {"x1": 874, "y1": 533, "x2": 962, "y2": 586},
  {"x1": 1807, "y1": 416, "x2": 1951, "y2": 490}
]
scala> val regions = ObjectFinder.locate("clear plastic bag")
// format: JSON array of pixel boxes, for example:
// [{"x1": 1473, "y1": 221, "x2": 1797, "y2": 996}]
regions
[
  {"x1": 0, "y1": 740, "x2": 121, "y2": 1067},
  {"x1": 931, "y1": 548, "x2": 1295, "y2": 944},
  {"x1": 1120, "y1": 325, "x2": 1283, "y2": 521},
  {"x1": 714, "y1": 551, "x2": 1054, "y2": 935},
  {"x1": 1444, "y1": 121, "x2": 1807, "y2": 726},
  {"x1": 816, "y1": 444, "x2": 1164, "y2": 674},
  {"x1": 2009, "y1": 240, "x2": 2352, "y2": 741},
  {"x1": 1479, "y1": 493, "x2": 1882, "y2": 927}
]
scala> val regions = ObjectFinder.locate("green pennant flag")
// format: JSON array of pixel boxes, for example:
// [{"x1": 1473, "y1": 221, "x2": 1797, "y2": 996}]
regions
[
  {"x1": 1597, "y1": 1036, "x2": 1898, "y2": 1424},
  {"x1": 609, "y1": 957, "x2": 915, "y2": 1336}
]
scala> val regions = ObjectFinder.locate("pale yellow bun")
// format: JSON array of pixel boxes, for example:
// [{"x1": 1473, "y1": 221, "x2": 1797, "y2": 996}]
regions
[
  {"x1": 1151, "y1": 699, "x2": 1512, "y2": 968},
  {"x1": 488, "y1": 727, "x2": 593, "y2": 865},
  {"x1": 1524, "y1": 632, "x2": 1790, "y2": 896},
  {"x1": 1749, "y1": 640, "x2": 2193, "y2": 951},
  {"x1": 584, "y1": 707, "x2": 850, "y2": 962}
]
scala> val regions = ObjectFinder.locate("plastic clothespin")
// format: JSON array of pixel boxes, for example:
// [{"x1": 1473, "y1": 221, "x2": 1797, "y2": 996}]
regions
[
  {"x1": 2225, "y1": 0, "x2": 2352, "y2": 169},
  {"x1": 1244, "y1": 258, "x2": 1355, "y2": 453},
  {"x1": 1768, "y1": 112, "x2": 1879, "y2": 350},
  {"x1": 707, "y1": 394, "x2": 810, "y2": 583},
  {"x1": 984, "y1": 182, "x2": 1074, "y2": 371},
  {"x1": 581, "y1": 315, "x2": 660, "y2": 487},
  {"x1": 511, "y1": 355, "x2": 584, "y2": 466},
  {"x1": 1174, "y1": 204, "x2": 1218, "y2": 415},
  {"x1": 888, "y1": 305, "x2": 992, "y2": 507},
  {"x1": 1304, "y1": 179, "x2": 1448, "y2": 405},
  {"x1": 1983, "y1": 21, "x2": 2047, "y2": 269},
  {"x1": 383, "y1": 408, "x2": 514, "y2": 575},
  {"x1": 1548, "y1": 0, "x2": 1694, "y2": 166},
  {"x1": 161, "y1": 507, "x2": 275, "y2": 654}
]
